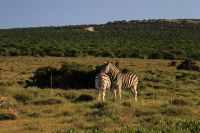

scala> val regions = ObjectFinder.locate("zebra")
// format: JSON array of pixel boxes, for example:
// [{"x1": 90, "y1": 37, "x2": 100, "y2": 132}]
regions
[
  {"x1": 102, "y1": 61, "x2": 138, "y2": 101},
  {"x1": 95, "y1": 72, "x2": 111, "y2": 101}
]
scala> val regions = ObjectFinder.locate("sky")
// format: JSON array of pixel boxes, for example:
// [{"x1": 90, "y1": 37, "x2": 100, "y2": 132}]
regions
[{"x1": 0, "y1": 0, "x2": 200, "y2": 29}]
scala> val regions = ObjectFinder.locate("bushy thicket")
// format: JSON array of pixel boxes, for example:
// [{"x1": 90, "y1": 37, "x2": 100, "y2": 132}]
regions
[
  {"x1": 177, "y1": 59, "x2": 200, "y2": 71},
  {"x1": 1, "y1": 19, "x2": 200, "y2": 60},
  {"x1": 28, "y1": 62, "x2": 101, "y2": 89}
]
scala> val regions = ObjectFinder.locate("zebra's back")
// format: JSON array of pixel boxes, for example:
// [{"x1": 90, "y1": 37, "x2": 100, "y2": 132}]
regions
[
  {"x1": 121, "y1": 73, "x2": 138, "y2": 88},
  {"x1": 95, "y1": 73, "x2": 111, "y2": 91}
]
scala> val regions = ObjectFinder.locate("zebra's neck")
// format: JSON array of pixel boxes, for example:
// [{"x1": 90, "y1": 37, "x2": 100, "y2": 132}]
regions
[{"x1": 108, "y1": 64, "x2": 121, "y2": 82}]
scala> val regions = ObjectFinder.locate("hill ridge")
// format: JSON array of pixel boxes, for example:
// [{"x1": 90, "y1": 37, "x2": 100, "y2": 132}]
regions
[{"x1": 0, "y1": 19, "x2": 200, "y2": 60}]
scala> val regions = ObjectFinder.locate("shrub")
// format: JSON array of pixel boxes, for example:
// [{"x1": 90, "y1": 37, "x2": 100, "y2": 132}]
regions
[
  {"x1": 101, "y1": 49, "x2": 115, "y2": 57},
  {"x1": 163, "y1": 51, "x2": 176, "y2": 59},
  {"x1": 0, "y1": 48, "x2": 9, "y2": 56},
  {"x1": 64, "y1": 49, "x2": 83, "y2": 57},
  {"x1": 0, "y1": 110, "x2": 19, "y2": 120},
  {"x1": 30, "y1": 66, "x2": 60, "y2": 88},
  {"x1": 29, "y1": 62, "x2": 99, "y2": 89},
  {"x1": 8, "y1": 48, "x2": 21, "y2": 56},
  {"x1": 149, "y1": 52, "x2": 163, "y2": 59},
  {"x1": 177, "y1": 59, "x2": 200, "y2": 71},
  {"x1": 0, "y1": 112, "x2": 17, "y2": 120},
  {"x1": 170, "y1": 61, "x2": 177, "y2": 66},
  {"x1": 74, "y1": 94, "x2": 94, "y2": 102},
  {"x1": 59, "y1": 62, "x2": 96, "y2": 88}
]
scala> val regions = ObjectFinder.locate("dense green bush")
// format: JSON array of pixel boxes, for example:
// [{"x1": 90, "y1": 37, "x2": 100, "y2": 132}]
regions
[
  {"x1": 29, "y1": 62, "x2": 101, "y2": 89},
  {"x1": 177, "y1": 59, "x2": 200, "y2": 71},
  {"x1": 59, "y1": 62, "x2": 97, "y2": 88},
  {"x1": 74, "y1": 94, "x2": 94, "y2": 102},
  {"x1": 1, "y1": 19, "x2": 200, "y2": 60},
  {"x1": 29, "y1": 66, "x2": 59, "y2": 88}
]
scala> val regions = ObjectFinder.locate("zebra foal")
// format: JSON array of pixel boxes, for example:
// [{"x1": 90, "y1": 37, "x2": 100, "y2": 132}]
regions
[{"x1": 95, "y1": 72, "x2": 111, "y2": 101}]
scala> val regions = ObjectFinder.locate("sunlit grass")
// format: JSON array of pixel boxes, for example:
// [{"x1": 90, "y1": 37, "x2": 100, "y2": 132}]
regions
[{"x1": 0, "y1": 57, "x2": 199, "y2": 132}]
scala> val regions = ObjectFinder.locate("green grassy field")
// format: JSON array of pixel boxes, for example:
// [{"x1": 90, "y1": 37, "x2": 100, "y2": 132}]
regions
[{"x1": 0, "y1": 57, "x2": 199, "y2": 133}]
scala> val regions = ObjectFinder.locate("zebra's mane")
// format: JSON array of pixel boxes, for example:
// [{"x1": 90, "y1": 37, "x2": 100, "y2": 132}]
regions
[
  {"x1": 105, "y1": 62, "x2": 122, "y2": 83},
  {"x1": 108, "y1": 62, "x2": 120, "y2": 72}
]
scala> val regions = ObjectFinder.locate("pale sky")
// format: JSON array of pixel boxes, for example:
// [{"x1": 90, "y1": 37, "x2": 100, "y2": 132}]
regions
[{"x1": 0, "y1": 0, "x2": 200, "y2": 29}]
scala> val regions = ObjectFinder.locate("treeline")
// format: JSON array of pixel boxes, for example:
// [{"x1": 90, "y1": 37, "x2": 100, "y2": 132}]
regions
[{"x1": 0, "y1": 19, "x2": 200, "y2": 60}]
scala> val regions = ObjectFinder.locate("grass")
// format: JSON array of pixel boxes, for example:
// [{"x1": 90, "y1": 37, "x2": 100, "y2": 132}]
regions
[
  {"x1": 32, "y1": 98, "x2": 63, "y2": 106},
  {"x1": 0, "y1": 57, "x2": 199, "y2": 132}
]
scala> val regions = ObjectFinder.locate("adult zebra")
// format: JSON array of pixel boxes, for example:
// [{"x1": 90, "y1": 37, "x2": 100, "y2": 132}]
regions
[
  {"x1": 102, "y1": 62, "x2": 138, "y2": 101},
  {"x1": 95, "y1": 72, "x2": 111, "y2": 101}
]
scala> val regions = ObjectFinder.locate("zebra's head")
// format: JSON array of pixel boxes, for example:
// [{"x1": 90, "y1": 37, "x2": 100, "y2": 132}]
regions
[
  {"x1": 99, "y1": 62, "x2": 109, "y2": 73},
  {"x1": 102, "y1": 61, "x2": 120, "y2": 74}
]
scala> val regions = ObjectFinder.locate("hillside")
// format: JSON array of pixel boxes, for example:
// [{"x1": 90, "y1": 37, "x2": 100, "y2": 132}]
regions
[{"x1": 0, "y1": 19, "x2": 200, "y2": 60}]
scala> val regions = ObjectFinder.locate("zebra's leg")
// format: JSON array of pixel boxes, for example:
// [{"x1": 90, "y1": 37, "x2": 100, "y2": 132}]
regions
[
  {"x1": 134, "y1": 85, "x2": 138, "y2": 101},
  {"x1": 98, "y1": 90, "x2": 101, "y2": 101},
  {"x1": 114, "y1": 89, "x2": 117, "y2": 100},
  {"x1": 102, "y1": 90, "x2": 106, "y2": 101},
  {"x1": 131, "y1": 87, "x2": 135, "y2": 95},
  {"x1": 119, "y1": 86, "x2": 122, "y2": 100}
]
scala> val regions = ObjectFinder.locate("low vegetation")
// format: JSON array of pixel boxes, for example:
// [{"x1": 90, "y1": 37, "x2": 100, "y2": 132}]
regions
[{"x1": 0, "y1": 57, "x2": 199, "y2": 132}]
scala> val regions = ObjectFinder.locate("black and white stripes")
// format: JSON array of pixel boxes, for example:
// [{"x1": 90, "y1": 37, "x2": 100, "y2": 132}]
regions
[
  {"x1": 103, "y1": 62, "x2": 138, "y2": 101},
  {"x1": 95, "y1": 72, "x2": 111, "y2": 101}
]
